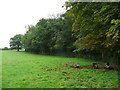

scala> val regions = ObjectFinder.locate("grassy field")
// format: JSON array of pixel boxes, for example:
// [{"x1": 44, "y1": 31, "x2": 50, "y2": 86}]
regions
[{"x1": 2, "y1": 50, "x2": 119, "y2": 88}]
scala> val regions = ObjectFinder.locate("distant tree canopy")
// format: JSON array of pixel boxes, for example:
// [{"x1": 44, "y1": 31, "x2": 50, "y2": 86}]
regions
[
  {"x1": 22, "y1": 16, "x2": 74, "y2": 55},
  {"x1": 2, "y1": 47, "x2": 9, "y2": 50},
  {"x1": 10, "y1": 34, "x2": 23, "y2": 51},
  {"x1": 21, "y1": 2, "x2": 119, "y2": 64}
]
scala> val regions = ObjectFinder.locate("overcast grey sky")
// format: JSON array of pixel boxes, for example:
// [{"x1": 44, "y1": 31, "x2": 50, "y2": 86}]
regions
[{"x1": 0, "y1": 0, "x2": 67, "y2": 48}]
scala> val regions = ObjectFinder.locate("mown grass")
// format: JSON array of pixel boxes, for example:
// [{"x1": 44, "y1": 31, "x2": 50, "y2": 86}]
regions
[{"x1": 2, "y1": 50, "x2": 119, "y2": 88}]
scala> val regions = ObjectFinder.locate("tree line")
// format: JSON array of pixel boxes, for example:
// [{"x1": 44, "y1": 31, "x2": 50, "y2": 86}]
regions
[{"x1": 10, "y1": 2, "x2": 120, "y2": 65}]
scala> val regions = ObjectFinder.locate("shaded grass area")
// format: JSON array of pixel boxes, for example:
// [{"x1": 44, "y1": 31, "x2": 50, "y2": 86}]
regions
[{"x1": 2, "y1": 50, "x2": 119, "y2": 88}]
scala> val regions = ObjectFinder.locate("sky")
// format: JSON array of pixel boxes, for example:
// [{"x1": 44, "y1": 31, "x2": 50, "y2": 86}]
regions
[{"x1": 0, "y1": 0, "x2": 67, "y2": 48}]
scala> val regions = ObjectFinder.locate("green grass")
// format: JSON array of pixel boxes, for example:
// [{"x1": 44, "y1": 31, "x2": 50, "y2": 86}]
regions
[
  {"x1": 2, "y1": 50, "x2": 119, "y2": 88},
  {"x1": 0, "y1": 50, "x2": 2, "y2": 89}
]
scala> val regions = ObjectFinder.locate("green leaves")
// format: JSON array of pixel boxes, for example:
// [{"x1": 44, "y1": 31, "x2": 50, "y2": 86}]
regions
[
  {"x1": 21, "y1": 2, "x2": 120, "y2": 64},
  {"x1": 22, "y1": 13, "x2": 74, "y2": 55},
  {"x1": 10, "y1": 34, "x2": 23, "y2": 51}
]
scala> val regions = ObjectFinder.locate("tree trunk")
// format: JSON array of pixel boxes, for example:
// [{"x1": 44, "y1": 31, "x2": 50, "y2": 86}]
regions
[{"x1": 17, "y1": 45, "x2": 19, "y2": 51}]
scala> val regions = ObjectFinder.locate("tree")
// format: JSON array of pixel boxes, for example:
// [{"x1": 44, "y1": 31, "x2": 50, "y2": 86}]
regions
[
  {"x1": 64, "y1": 2, "x2": 120, "y2": 63},
  {"x1": 22, "y1": 14, "x2": 75, "y2": 56},
  {"x1": 22, "y1": 1, "x2": 119, "y2": 65},
  {"x1": 10, "y1": 34, "x2": 23, "y2": 51}
]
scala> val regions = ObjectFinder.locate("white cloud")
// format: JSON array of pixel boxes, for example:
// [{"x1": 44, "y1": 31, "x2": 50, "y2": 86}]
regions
[{"x1": 0, "y1": 0, "x2": 67, "y2": 48}]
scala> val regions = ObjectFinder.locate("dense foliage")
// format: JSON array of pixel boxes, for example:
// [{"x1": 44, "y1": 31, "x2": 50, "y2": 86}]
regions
[
  {"x1": 22, "y1": 2, "x2": 120, "y2": 65},
  {"x1": 10, "y1": 34, "x2": 23, "y2": 51},
  {"x1": 22, "y1": 16, "x2": 75, "y2": 56}
]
